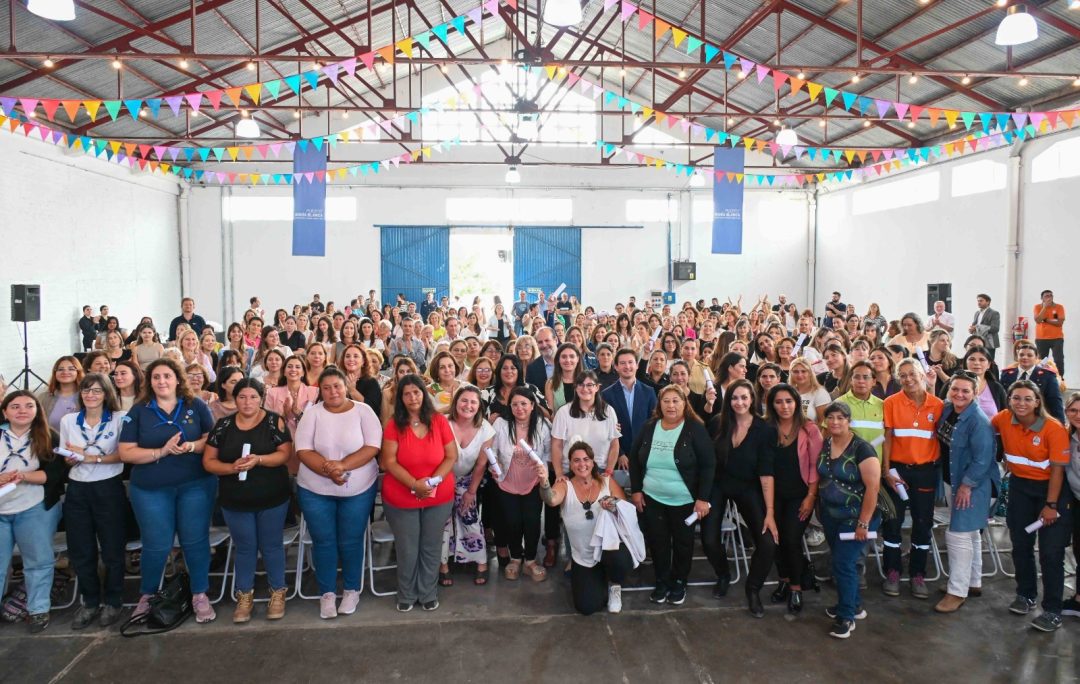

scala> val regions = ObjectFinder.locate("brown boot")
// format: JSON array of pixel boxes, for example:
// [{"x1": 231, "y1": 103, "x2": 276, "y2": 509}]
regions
[
  {"x1": 543, "y1": 540, "x2": 558, "y2": 568},
  {"x1": 233, "y1": 590, "x2": 255, "y2": 623},
  {"x1": 934, "y1": 593, "x2": 965, "y2": 613},
  {"x1": 266, "y1": 588, "x2": 287, "y2": 620}
]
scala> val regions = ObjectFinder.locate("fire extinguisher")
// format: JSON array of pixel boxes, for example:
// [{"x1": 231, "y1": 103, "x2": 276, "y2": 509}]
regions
[{"x1": 1012, "y1": 316, "x2": 1029, "y2": 343}]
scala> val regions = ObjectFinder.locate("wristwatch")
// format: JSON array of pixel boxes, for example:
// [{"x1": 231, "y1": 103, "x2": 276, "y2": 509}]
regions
[{"x1": 1046, "y1": 501, "x2": 1058, "y2": 510}]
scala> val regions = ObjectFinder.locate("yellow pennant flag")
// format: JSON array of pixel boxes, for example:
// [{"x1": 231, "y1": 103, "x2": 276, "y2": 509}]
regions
[
  {"x1": 244, "y1": 84, "x2": 262, "y2": 105},
  {"x1": 806, "y1": 82, "x2": 822, "y2": 102},
  {"x1": 397, "y1": 38, "x2": 414, "y2": 57},
  {"x1": 671, "y1": 28, "x2": 687, "y2": 47}
]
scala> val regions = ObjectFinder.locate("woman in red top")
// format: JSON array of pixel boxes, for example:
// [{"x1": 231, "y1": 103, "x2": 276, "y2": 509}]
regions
[{"x1": 381, "y1": 374, "x2": 458, "y2": 613}]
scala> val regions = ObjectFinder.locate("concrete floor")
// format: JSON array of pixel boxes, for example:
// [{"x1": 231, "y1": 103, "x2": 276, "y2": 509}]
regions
[{"x1": 1, "y1": 538, "x2": 1077, "y2": 684}]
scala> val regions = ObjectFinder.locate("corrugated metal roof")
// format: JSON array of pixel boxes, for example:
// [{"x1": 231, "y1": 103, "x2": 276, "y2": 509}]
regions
[{"x1": 0, "y1": 0, "x2": 1076, "y2": 153}]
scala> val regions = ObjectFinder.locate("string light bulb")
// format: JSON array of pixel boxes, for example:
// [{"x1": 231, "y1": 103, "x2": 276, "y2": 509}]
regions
[
  {"x1": 112, "y1": 58, "x2": 123, "y2": 69},
  {"x1": 43, "y1": 57, "x2": 54, "y2": 68},
  {"x1": 851, "y1": 73, "x2": 860, "y2": 83},
  {"x1": 796, "y1": 71, "x2": 805, "y2": 80},
  {"x1": 1018, "y1": 76, "x2": 1029, "y2": 86},
  {"x1": 818, "y1": 118, "x2": 826, "y2": 127},
  {"x1": 179, "y1": 57, "x2": 189, "y2": 69},
  {"x1": 908, "y1": 74, "x2": 918, "y2": 84},
  {"x1": 247, "y1": 61, "x2": 257, "y2": 71},
  {"x1": 863, "y1": 120, "x2": 871, "y2": 128},
  {"x1": 961, "y1": 74, "x2": 971, "y2": 85}
]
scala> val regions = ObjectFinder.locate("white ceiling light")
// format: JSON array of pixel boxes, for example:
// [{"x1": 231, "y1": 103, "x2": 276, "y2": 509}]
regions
[
  {"x1": 27, "y1": 0, "x2": 75, "y2": 21},
  {"x1": 236, "y1": 116, "x2": 261, "y2": 138},
  {"x1": 544, "y1": 0, "x2": 582, "y2": 27},
  {"x1": 995, "y1": 5, "x2": 1038, "y2": 46},
  {"x1": 776, "y1": 127, "x2": 799, "y2": 146},
  {"x1": 505, "y1": 166, "x2": 521, "y2": 184}
]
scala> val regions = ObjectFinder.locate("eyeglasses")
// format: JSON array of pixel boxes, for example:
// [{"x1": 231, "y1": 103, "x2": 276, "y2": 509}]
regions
[
  {"x1": 578, "y1": 383, "x2": 599, "y2": 390},
  {"x1": 475, "y1": 368, "x2": 492, "y2": 374},
  {"x1": 81, "y1": 388, "x2": 104, "y2": 395},
  {"x1": 1010, "y1": 396, "x2": 1038, "y2": 404}
]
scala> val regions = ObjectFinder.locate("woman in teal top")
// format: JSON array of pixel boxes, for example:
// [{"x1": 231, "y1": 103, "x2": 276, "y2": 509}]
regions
[
  {"x1": 629, "y1": 385, "x2": 714, "y2": 606},
  {"x1": 545, "y1": 343, "x2": 584, "y2": 415}
]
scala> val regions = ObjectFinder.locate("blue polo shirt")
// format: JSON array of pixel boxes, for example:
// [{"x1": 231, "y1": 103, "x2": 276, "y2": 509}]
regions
[{"x1": 120, "y1": 398, "x2": 215, "y2": 489}]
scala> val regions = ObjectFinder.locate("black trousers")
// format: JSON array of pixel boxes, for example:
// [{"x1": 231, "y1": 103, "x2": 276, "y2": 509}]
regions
[
  {"x1": 571, "y1": 544, "x2": 633, "y2": 615},
  {"x1": 642, "y1": 495, "x2": 694, "y2": 588},
  {"x1": 544, "y1": 466, "x2": 561, "y2": 545},
  {"x1": 495, "y1": 486, "x2": 542, "y2": 561},
  {"x1": 1006, "y1": 476, "x2": 1073, "y2": 614},
  {"x1": 63, "y1": 475, "x2": 128, "y2": 608},
  {"x1": 882, "y1": 462, "x2": 938, "y2": 577},
  {"x1": 1035, "y1": 338, "x2": 1065, "y2": 376},
  {"x1": 702, "y1": 482, "x2": 776, "y2": 590},
  {"x1": 775, "y1": 493, "x2": 811, "y2": 585}
]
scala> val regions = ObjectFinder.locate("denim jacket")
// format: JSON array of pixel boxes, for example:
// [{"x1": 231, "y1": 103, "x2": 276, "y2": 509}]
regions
[{"x1": 940, "y1": 402, "x2": 999, "y2": 533}]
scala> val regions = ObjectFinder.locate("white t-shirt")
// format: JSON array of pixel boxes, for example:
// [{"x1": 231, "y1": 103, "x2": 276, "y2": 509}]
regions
[
  {"x1": 800, "y1": 388, "x2": 832, "y2": 422},
  {"x1": 294, "y1": 401, "x2": 382, "y2": 497},
  {"x1": 551, "y1": 404, "x2": 621, "y2": 472},
  {"x1": 59, "y1": 411, "x2": 126, "y2": 482}
]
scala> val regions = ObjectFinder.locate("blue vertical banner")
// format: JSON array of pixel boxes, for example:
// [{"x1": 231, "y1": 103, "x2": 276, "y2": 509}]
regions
[
  {"x1": 711, "y1": 147, "x2": 745, "y2": 254},
  {"x1": 292, "y1": 144, "x2": 327, "y2": 256}
]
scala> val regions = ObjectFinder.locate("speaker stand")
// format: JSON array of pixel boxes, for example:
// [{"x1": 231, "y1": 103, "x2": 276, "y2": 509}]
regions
[{"x1": 8, "y1": 321, "x2": 48, "y2": 392}]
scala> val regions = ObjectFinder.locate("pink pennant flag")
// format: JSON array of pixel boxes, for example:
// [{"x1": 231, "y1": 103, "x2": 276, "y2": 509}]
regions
[
  {"x1": 359, "y1": 52, "x2": 376, "y2": 70},
  {"x1": 756, "y1": 64, "x2": 771, "y2": 84},
  {"x1": 740, "y1": 58, "x2": 756, "y2": 76},
  {"x1": 893, "y1": 102, "x2": 909, "y2": 121},
  {"x1": 604, "y1": 0, "x2": 619, "y2": 9},
  {"x1": 1029, "y1": 112, "x2": 1046, "y2": 128},
  {"x1": 184, "y1": 93, "x2": 202, "y2": 112},
  {"x1": 153, "y1": 145, "x2": 166, "y2": 159},
  {"x1": 567, "y1": 72, "x2": 581, "y2": 86},
  {"x1": 270, "y1": 143, "x2": 283, "y2": 157},
  {"x1": 256, "y1": 144, "x2": 269, "y2": 158},
  {"x1": 484, "y1": 0, "x2": 499, "y2": 15},
  {"x1": 771, "y1": 70, "x2": 787, "y2": 90},
  {"x1": 341, "y1": 57, "x2": 358, "y2": 77},
  {"x1": 908, "y1": 104, "x2": 924, "y2": 121},
  {"x1": 323, "y1": 63, "x2": 341, "y2": 85},
  {"x1": 620, "y1": 1, "x2": 636, "y2": 21},
  {"x1": 19, "y1": 98, "x2": 39, "y2": 116},
  {"x1": 379, "y1": 118, "x2": 395, "y2": 132},
  {"x1": 678, "y1": 119, "x2": 691, "y2": 132},
  {"x1": 303, "y1": 172, "x2": 315, "y2": 183},
  {"x1": 768, "y1": 141, "x2": 779, "y2": 155}
]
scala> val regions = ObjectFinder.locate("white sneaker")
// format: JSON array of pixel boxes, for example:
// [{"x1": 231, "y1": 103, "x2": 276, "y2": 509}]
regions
[
  {"x1": 319, "y1": 592, "x2": 338, "y2": 619},
  {"x1": 607, "y1": 585, "x2": 623, "y2": 614},
  {"x1": 338, "y1": 589, "x2": 360, "y2": 615}
]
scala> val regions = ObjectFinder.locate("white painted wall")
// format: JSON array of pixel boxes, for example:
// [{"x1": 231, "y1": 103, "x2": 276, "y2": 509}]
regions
[
  {"x1": 0, "y1": 132, "x2": 181, "y2": 385},
  {"x1": 815, "y1": 128, "x2": 1080, "y2": 387},
  {"x1": 186, "y1": 163, "x2": 809, "y2": 321}
]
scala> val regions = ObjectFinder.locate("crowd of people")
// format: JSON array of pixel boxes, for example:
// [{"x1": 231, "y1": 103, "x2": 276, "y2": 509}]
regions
[{"x1": 0, "y1": 286, "x2": 1075, "y2": 640}]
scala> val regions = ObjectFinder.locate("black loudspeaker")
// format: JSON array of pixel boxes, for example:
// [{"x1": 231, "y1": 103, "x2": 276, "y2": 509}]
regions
[
  {"x1": 673, "y1": 262, "x2": 697, "y2": 281},
  {"x1": 11, "y1": 284, "x2": 41, "y2": 322}
]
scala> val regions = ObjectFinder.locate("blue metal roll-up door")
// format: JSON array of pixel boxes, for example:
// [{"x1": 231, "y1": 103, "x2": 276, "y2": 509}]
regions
[
  {"x1": 380, "y1": 226, "x2": 449, "y2": 305},
  {"x1": 513, "y1": 227, "x2": 581, "y2": 301}
]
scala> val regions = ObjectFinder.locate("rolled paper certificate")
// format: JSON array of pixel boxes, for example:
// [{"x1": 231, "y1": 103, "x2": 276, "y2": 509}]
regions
[
  {"x1": 888, "y1": 468, "x2": 909, "y2": 501},
  {"x1": 426, "y1": 476, "x2": 443, "y2": 488},
  {"x1": 0, "y1": 482, "x2": 16, "y2": 498},
  {"x1": 915, "y1": 348, "x2": 930, "y2": 372},
  {"x1": 552, "y1": 283, "x2": 567, "y2": 299},
  {"x1": 55, "y1": 447, "x2": 83, "y2": 461},
  {"x1": 238, "y1": 443, "x2": 251, "y2": 481},
  {"x1": 341, "y1": 471, "x2": 351, "y2": 482},
  {"x1": 795, "y1": 333, "x2": 807, "y2": 348},
  {"x1": 484, "y1": 447, "x2": 503, "y2": 479},
  {"x1": 650, "y1": 326, "x2": 663, "y2": 342},
  {"x1": 839, "y1": 531, "x2": 878, "y2": 540},
  {"x1": 684, "y1": 503, "x2": 711, "y2": 526},
  {"x1": 518, "y1": 439, "x2": 544, "y2": 465},
  {"x1": 1025, "y1": 519, "x2": 1044, "y2": 534},
  {"x1": 705, "y1": 378, "x2": 715, "y2": 393}
]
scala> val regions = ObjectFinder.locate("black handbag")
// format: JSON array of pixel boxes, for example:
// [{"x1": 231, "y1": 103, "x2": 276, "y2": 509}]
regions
[{"x1": 120, "y1": 572, "x2": 193, "y2": 637}]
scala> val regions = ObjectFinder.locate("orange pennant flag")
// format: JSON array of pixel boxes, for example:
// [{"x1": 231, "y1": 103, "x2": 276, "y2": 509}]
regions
[
  {"x1": 806, "y1": 82, "x2": 822, "y2": 102},
  {"x1": 856, "y1": 151, "x2": 868, "y2": 163},
  {"x1": 244, "y1": 84, "x2": 262, "y2": 105},
  {"x1": 224, "y1": 87, "x2": 244, "y2": 107},
  {"x1": 755, "y1": 139, "x2": 767, "y2": 152},
  {"x1": 242, "y1": 146, "x2": 254, "y2": 159},
  {"x1": 61, "y1": 100, "x2": 81, "y2": 122},
  {"x1": 376, "y1": 45, "x2": 396, "y2": 64},
  {"x1": 1061, "y1": 110, "x2": 1077, "y2": 127},
  {"x1": 927, "y1": 108, "x2": 941, "y2": 126},
  {"x1": 83, "y1": 100, "x2": 101, "y2": 121},
  {"x1": 654, "y1": 111, "x2": 667, "y2": 125},
  {"x1": 654, "y1": 19, "x2": 671, "y2": 39},
  {"x1": 123, "y1": 142, "x2": 137, "y2": 157},
  {"x1": 788, "y1": 77, "x2": 805, "y2": 95}
]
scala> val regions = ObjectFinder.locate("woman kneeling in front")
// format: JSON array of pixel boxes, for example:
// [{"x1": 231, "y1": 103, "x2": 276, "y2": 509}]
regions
[{"x1": 538, "y1": 441, "x2": 643, "y2": 615}]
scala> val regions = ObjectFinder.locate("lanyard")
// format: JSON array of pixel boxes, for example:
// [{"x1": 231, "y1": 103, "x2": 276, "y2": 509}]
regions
[
  {"x1": 148, "y1": 399, "x2": 185, "y2": 439},
  {"x1": 76, "y1": 410, "x2": 112, "y2": 456},
  {"x1": 1, "y1": 429, "x2": 30, "y2": 472}
]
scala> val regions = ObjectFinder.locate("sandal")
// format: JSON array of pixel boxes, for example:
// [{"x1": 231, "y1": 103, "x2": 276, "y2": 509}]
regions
[
  {"x1": 523, "y1": 561, "x2": 548, "y2": 582},
  {"x1": 504, "y1": 559, "x2": 522, "y2": 581},
  {"x1": 474, "y1": 566, "x2": 489, "y2": 586},
  {"x1": 438, "y1": 570, "x2": 454, "y2": 587}
]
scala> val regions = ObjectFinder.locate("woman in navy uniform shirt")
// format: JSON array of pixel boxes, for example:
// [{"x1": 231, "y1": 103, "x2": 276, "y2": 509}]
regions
[{"x1": 119, "y1": 357, "x2": 217, "y2": 624}]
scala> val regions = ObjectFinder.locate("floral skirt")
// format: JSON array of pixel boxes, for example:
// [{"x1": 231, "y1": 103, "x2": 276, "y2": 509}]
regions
[{"x1": 441, "y1": 474, "x2": 487, "y2": 565}]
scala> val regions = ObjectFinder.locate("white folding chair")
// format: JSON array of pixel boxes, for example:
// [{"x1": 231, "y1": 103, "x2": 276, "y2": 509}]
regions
[
  {"x1": 14, "y1": 532, "x2": 79, "y2": 611},
  {"x1": 229, "y1": 525, "x2": 301, "y2": 602},
  {"x1": 295, "y1": 515, "x2": 367, "y2": 599},
  {"x1": 165, "y1": 527, "x2": 232, "y2": 604},
  {"x1": 366, "y1": 519, "x2": 397, "y2": 597},
  {"x1": 873, "y1": 513, "x2": 943, "y2": 582}
]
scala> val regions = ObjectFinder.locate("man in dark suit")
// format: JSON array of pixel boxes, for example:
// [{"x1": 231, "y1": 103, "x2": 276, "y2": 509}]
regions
[
  {"x1": 969, "y1": 293, "x2": 1001, "y2": 362},
  {"x1": 1001, "y1": 340, "x2": 1064, "y2": 423},
  {"x1": 525, "y1": 326, "x2": 558, "y2": 390},
  {"x1": 602, "y1": 348, "x2": 658, "y2": 465}
]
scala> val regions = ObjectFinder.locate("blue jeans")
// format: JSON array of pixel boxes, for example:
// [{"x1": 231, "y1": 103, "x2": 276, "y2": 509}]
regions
[
  {"x1": 130, "y1": 476, "x2": 217, "y2": 595},
  {"x1": 0, "y1": 502, "x2": 57, "y2": 615},
  {"x1": 822, "y1": 511, "x2": 880, "y2": 621},
  {"x1": 222, "y1": 501, "x2": 289, "y2": 592},
  {"x1": 297, "y1": 484, "x2": 376, "y2": 594}
]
